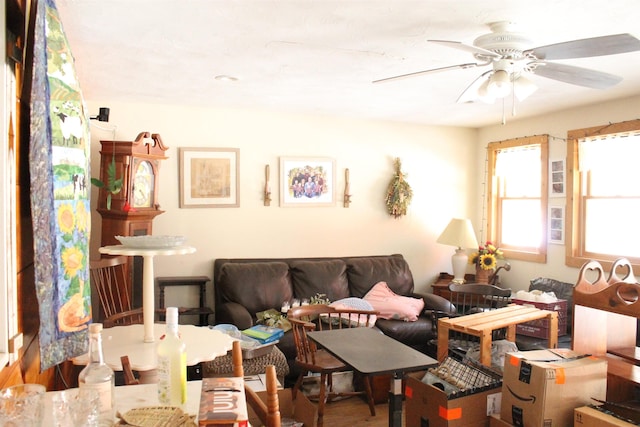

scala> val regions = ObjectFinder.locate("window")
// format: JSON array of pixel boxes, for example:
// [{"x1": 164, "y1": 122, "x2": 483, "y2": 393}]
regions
[
  {"x1": 486, "y1": 135, "x2": 548, "y2": 263},
  {"x1": 566, "y1": 119, "x2": 640, "y2": 270}
]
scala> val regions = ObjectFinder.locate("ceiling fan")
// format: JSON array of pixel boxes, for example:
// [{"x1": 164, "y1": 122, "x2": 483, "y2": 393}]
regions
[{"x1": 373, "y1": 22, "x2": 640, "y2": 105}]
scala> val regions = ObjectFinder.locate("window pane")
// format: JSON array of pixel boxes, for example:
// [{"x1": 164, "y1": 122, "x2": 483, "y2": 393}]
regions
[
  {"x1": 501, "y1": 199, "x2": 542, "y2": 248},
  {"x1": 581, "y1": 136, "x2": 640, "y2": 197},
  {"x1": 589, "y1": 168, "x2": 640, "y2": 197},
  {"x1": 497, "y1": 148, "x2": 541, "y2": 197},
  {"x1": 585, "y1": 198, "x2": 640, "y2": 257}
]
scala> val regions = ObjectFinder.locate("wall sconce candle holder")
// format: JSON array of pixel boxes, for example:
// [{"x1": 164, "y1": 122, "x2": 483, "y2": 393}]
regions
[
  {"x1": 343, "y1": 168, "x2": 351, "y2": 208},
  {"x1": 264, "y1": 164, "x2": 271, "y2": 206}
]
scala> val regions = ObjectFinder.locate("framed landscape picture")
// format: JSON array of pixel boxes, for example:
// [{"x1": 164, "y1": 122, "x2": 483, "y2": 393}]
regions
[
  {"x1": 179, "y1": 147, "x2": 240, "y2": 208},
  {"x1": 280, "y1": 157, "x2": 335, "y2": 207}
]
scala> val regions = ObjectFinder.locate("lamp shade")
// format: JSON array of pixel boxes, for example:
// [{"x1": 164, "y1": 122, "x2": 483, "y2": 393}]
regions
[
  {"x1": 488, "y1": 70, "x2": 511, "y2": 98},
  {"x1": 437, "y1": 218, "x2": 479, "y2": 284},
  {"x1": 436, "y1": 218, "x2": 479, "y2": 249}
]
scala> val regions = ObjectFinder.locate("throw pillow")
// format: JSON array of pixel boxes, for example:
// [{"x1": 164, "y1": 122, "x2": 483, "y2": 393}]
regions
[
  {"x1": 322, "y1": 298, "x2": 377, "y2": 327},
  {"x1": 363, "y1": 281, "x2": 424, "y2": 321}
]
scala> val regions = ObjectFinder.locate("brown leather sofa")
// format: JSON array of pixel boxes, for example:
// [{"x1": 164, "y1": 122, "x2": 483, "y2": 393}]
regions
[{"x1": 213, "y1": 254, "x2": 455, "y2": 381}]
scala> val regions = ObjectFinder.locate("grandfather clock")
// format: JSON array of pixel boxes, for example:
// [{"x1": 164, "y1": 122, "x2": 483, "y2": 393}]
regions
[{"x1": 97, "y1": 131, "x2": 168, "y2": 307}]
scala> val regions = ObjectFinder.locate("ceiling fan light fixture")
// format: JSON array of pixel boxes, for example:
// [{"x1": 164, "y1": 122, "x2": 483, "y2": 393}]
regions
[
  {"x1": 475, "y1": 79, "x2": 496, "y2": 104},
  {"x1": 487, "y1": 70, "x2": 511, "y2": 98},
  {"x1": 513, "y1": 75, "x2": 538, "y2": 101}
]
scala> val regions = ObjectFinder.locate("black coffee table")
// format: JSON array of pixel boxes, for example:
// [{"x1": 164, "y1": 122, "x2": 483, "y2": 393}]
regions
[{"x1": 308, "y1": 327, "x2": 437, "y2": 427}]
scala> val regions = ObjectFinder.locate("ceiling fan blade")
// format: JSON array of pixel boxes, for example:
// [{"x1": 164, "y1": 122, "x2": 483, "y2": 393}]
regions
[
  {"x1": 526, "y1": 33, "x2": 640, "y2": 60},
  {"x1": 532, "y1": 62, "x2": 623, "y2": 89},
  {"x1": 428, "y1": 40, "x2": 501, "y2": 59},
  {"x1": 372, "y1": 62, "x2": 481, "y2": 84},
  {"x1": 456, "y1": 70, "x2": 494, "y2": 104}
]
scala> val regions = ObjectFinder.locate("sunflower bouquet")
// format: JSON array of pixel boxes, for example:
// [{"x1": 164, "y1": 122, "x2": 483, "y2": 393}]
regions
[{"x1": 469, "y1": 241, "x2": 504, "y2": 270}]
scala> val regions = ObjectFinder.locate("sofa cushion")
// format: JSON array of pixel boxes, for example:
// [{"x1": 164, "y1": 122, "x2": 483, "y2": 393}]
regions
[
  {"x1": 290, "y1": 259, "x2": 349, "y2": 302},
  {"x1": 217, "y1": 262, "x2": 293, "y2": 317},
  {"x1": 346, "y1": 255, "x2": 414, "y2": 297},
  {"x1": 324, "y1": 298, "x2": 377, "y2": 327},
  {"x1": 363, "y1": 281, "x2": 424, "y2": 321}
]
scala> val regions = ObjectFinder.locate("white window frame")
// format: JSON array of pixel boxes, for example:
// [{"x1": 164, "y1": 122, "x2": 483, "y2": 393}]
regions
[
  {"x1": 566, "y1": 119, "x2": 640, "y2": 271},
  {"x1": 486, "y1": 135, "x2": 548, "y2": 263}
]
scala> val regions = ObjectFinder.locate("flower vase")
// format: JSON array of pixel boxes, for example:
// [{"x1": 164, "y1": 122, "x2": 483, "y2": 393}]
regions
[{"x1": 475, "y1": 267, "x2": 491, "y2": 284}]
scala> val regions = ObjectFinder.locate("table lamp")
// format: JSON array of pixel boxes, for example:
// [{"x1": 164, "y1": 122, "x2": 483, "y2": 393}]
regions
[{"x1": 437, "y1": 218, "x2": 479, "y2": 284}]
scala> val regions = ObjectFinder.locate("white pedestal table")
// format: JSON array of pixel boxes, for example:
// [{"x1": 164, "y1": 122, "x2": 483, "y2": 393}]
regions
[{"x1": 98, "y1": 244, "x2": 196, "y2": 343}]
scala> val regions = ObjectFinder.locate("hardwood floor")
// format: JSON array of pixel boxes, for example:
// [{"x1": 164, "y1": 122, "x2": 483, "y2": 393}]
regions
[{"x1": 313, "y1": 396, "x2": 405, "y2": 427}]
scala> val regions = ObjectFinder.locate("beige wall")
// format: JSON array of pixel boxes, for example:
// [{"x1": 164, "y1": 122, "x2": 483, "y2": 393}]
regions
[
  {"x1": 87, "y1": 95, "x2": 640, "y2": 309},
  {"x1": 87, "y1": 101, "x2": 478, "y2": 308}
]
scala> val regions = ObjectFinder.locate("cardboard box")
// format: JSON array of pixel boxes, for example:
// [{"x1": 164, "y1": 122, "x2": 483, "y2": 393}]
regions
[
  {"x1": 511, "y1": 299, "x2": 568, "y2": 338},
  {"x1": 247, "y1": 388, "x2": 317, "y2": 427},
  {"x1": 574, "y1": 405, "x2": 638, "y2": 427},
  {"x1": 501, "y1": 349, "x2": 607, "y2": 427},
  {"x1": 405, "y1": 371, "x2": 502, "y2": 427},
  {"x1": 489, "y1": 414, "x2": 513, "y2": 427}
]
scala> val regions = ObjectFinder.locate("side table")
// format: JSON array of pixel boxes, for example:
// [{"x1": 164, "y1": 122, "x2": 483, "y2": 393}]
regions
[
  {"x1": 431, "y1": 272, "x2": 476, "y2": 300},
  {"x1": 156, "y1": 276, "x2": 213, "y2": 326}
]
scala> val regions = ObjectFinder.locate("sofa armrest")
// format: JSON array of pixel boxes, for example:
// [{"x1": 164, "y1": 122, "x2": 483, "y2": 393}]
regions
[
  {"x1": 216, "y1": 302, "x2": 254, "y2": 330},
  {"x1": 412, "y1": 292, "x2": 456, "y2": 314}
]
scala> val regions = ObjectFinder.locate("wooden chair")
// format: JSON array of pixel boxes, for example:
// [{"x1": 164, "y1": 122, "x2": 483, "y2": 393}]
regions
[
  {"x1": 103, "y1": 308, "x2": 144, "y2": 328},
  {"x1": 231, "y1": 340, "x2": 282, "y2": 427},
  {"x1": 288, "y1": 304, "x2": 377, "y2": 427},
  {"x1": 90, "y1": 256, "x2": 134, "y2": 321},
  {"x1": 448, "y1": 283, "x2": 512, "y2": 314},
  {"x1": 91, "y1": 255, "x2": 145, "y2": 328},
  {"x1": 120, "y1": 355, "x2": 139, "y2": 385},
  {"x1": 438, "y1": 283, "x2": 512, "y2": 357}
]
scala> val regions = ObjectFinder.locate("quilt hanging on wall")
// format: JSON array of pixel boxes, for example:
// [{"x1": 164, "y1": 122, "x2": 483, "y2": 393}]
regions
[{"x1": 30, "y1": 0, "x2": 92, "y2": 371}]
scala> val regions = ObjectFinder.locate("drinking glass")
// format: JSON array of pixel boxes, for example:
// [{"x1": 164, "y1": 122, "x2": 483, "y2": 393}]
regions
[
  {"x1": 0, "y1": 383, "x2": 46, "y2": 427},
  {"x1": 52, "y1": 388, "x2": 100, "y2": 427}
]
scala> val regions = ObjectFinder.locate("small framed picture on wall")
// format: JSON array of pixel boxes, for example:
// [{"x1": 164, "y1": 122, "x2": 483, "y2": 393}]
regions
[
  {"x1": 549, "y1": 205, "x2": 565, "y2": 244},
  {"x1": 549, "y1": 158, "x2": 565, "y2": 197}
]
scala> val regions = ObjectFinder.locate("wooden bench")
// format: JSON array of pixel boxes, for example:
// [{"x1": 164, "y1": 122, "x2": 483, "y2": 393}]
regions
[{"x1": 437, "y1": 304, "x2": 559, "y2": 367}]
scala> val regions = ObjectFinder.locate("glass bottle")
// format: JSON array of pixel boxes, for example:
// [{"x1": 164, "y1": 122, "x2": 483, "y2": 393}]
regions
[
  {"x1": 78, "y1": 323, "x2": 115, "y2": 426},
  {"x1": 157, "y1": 306, "x2": 187, "y2": 406}
]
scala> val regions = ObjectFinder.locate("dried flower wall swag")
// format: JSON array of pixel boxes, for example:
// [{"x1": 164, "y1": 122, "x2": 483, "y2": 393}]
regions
[{"x1": 385, "y1": 157, "x2": 413, "y2": 218}]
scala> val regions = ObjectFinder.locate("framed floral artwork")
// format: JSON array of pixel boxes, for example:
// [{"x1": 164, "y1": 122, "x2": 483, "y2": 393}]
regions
[
  {"x1": 280, "y1": 157, "x2": 336, "y2": 207},
  {"x1": 179, "y1": 147, "x2": 240, "y2": 208}
]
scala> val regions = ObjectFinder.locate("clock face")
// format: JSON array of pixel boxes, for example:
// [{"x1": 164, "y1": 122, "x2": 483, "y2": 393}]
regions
[{"x1": 133, "y1": 161, "x2": 154, "y2": 208}]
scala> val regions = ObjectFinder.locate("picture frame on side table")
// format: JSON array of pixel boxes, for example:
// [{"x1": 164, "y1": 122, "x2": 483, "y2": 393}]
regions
[
  {"x1": 280, "y1": 157, "x2": 336, "y2": 207},
  {"x1": 179, "y1": 147, "x2": 240, "y2": 208},
  {"x1": 549, "y1": 205, "x2": 565, "y2": 244}
]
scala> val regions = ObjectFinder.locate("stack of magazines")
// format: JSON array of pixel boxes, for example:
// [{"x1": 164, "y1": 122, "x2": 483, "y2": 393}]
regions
[{"x1": 241, "y1": 325, "x2": 284, "y2": 344}]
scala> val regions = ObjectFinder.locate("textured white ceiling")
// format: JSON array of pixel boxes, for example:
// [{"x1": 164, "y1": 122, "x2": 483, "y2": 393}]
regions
[{"x1": 56, "y1": 0, "x2": 640, "y2": 127}]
